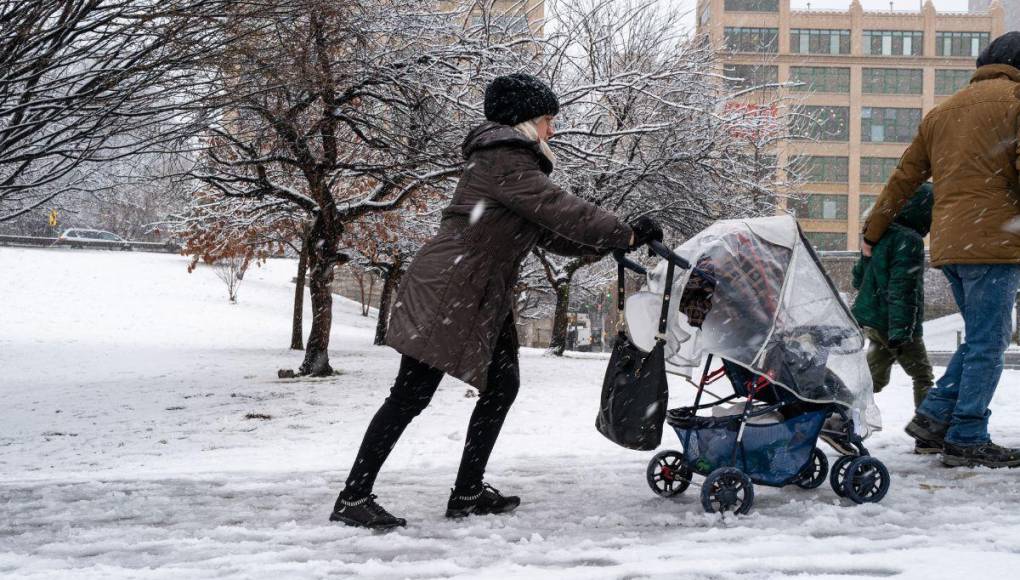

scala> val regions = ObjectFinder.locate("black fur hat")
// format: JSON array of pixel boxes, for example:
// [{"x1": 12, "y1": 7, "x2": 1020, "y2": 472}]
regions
[
  {"x1": 977, "y1": 31, "x2": 1020, "y2": 69},
  {"x1": 484, "y1": 73, "x2": 560, "y2": 127}
]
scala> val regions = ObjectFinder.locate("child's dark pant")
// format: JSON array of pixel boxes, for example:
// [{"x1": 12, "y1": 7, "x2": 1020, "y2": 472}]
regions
[
  {"x1": 865, "y1": 327, "x2": 934, "y2": 408},
  {"x1": 343, "y1": 317, "x2": 520, "y2": 497}
]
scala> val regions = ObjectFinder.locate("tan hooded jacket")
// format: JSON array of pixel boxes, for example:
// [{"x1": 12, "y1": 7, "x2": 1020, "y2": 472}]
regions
[{"x1": 863, "y1": 64, "x2": 1020, "y2": 266}]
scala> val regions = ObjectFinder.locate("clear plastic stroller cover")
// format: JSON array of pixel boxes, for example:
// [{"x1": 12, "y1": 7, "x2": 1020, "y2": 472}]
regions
[{"x1": 627, "y1": 215, "x2": 880, "y2": 434}]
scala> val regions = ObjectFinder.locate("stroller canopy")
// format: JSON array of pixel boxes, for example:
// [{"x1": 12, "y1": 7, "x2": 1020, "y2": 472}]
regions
[{"x1": 629, "y1": 216, "x2": 878, "y2": 429}]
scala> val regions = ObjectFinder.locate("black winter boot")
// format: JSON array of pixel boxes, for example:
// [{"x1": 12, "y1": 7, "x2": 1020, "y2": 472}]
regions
[
  {"x1": 942, "y1": 441, "x2": 1020, "y2": 468},
  {"x1": 905, "y1": 414, "x2": 947, "y2": 453},
  {"x1": 446, "y1": 483, "x2": 520, "y2": 518},
  {"x1": 330, "y1": 492, "x2": 406, "y2": 529}
]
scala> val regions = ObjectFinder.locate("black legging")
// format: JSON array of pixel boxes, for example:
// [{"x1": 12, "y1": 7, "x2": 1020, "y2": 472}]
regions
[{"x1": 344, "y1": 317, "x2": 520, "y2": 496}]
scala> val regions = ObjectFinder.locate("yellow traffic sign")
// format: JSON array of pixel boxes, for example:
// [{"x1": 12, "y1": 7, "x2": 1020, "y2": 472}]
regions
[{"x1": 48, "y1": 209, "x2": 58, "y2": 227}]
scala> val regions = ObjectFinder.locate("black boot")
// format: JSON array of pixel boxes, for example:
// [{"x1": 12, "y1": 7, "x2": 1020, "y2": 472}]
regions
[
  {"x1": 330, "y1": 492, "x2": 406, "y2": 529},
  {"x1": 905, "y1": 414, "x2": 946, "y2": 453},
  {"x1": 446, "y1": 483, "x2": 520, "y2": 519},
  {"x1": 942, "y1": 441, "x2": 1020, "y2": 468}
]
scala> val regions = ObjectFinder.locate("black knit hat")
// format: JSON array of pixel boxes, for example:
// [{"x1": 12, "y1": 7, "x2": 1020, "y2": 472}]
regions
[
  {"x1": 977, "y1": 31, "x2": 1020, "y2": 68},
  {"x1": 484, "y1": 73, "x2": 560, "y2": 127}
]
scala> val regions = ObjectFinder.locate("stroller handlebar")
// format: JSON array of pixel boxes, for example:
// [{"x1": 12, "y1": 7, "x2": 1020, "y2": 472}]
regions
[
  {"x1": 613, "y1": 241, "x2": 716, "y2": 284},
  {"x1": 648, "y1": 240, "x2": 692, "y2": 270},
  {"x1": 611, "y1": 250, "x2": 648, "y2": 275}
]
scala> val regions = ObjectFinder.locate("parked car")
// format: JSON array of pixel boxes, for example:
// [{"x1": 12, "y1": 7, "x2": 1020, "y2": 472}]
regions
[{"x1": 57, "y1": 229, "x2": 132, "y2": 250}]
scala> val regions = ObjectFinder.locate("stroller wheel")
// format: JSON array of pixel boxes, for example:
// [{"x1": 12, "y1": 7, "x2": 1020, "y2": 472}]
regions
[
  {"x1": 843, "y1": 457, "x2": 890, "y2": 504},
  {"x1": 829, "y1": 455, "x2": 854, "y2": 497},
  {"x1": 794, "y1": 448, "x2": 829, "y2": 490},
  {"x1": 700, "y1": 467, "x2": 754, "y2": 515},
  {"x1": 646, "y1": 450, "x2": 692, "y2": 497}
]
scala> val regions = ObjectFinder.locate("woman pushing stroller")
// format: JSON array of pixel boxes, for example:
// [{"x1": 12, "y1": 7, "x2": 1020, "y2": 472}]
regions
[{"x1": 331, "y1": 74, "x2": 665, "y2": 529}]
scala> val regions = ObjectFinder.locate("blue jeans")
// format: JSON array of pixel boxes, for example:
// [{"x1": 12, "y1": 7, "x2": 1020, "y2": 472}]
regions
[{"x1": 918, "y1": 264, "x2": 1020, "y2": 445}]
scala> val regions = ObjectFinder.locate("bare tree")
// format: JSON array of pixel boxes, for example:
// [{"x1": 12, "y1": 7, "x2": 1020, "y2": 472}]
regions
[
  {"x1": 347, "y1": 263, "x2": 379, "y2": 317},
  {"x1": 0, "y1": 0, "x2": 228, "y2": 223},
  {"x1": 213, "y1": 254, "x2": 249, "y2": 303},
  {"x1": 188, "y1": 0, "x2": 536, "y2": 376},
  {"x1": 532, "y1": 0, "x2": 804, "y2": 354}
]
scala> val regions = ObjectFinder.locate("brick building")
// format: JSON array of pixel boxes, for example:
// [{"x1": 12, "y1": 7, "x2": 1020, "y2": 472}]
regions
[{"x1": 698, "y1": 0, "x2": 1005, "y2": 250}]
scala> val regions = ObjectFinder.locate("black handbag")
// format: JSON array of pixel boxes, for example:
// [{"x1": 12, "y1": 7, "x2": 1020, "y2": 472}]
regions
[{"x1": 595, "y1": 256, "x2": 677, "y2": 451}]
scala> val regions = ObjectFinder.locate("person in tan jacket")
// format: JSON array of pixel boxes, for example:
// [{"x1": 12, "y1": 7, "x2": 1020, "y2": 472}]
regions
[{"x1": 862, "y1": 32, "x2": 1020, "y2": 469}]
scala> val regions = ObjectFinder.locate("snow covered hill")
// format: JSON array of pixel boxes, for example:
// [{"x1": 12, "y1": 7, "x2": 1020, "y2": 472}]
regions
[
  {"x1": 924, "y1": 312, "x2": 1019, "y2": 352},
  {"x1": 3, "y1": 247, "x2": 1020, "y2": 579}
]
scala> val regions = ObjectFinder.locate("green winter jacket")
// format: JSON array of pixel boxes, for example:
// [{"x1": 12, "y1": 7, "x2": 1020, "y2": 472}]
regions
[{"x1": 852, "y1": 183, "x2": 933, "y2": 343}]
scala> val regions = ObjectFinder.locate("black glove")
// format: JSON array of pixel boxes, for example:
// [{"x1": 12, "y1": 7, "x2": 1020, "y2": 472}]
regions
[
  {"x1": 887, "y1": 337, "x2": 907, "y2": 351},
  {"x1": 629, "y1": 216, "x2": 663, "y2": 250}
]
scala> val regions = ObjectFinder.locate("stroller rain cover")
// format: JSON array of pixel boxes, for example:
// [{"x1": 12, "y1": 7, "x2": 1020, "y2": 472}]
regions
[{"x1": 626, "y1": 215, "x2": 881, "y2": 436}]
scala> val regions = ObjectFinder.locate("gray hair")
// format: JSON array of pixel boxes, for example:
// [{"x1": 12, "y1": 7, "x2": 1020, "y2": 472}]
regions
[{"x1": 513, "y1": 117, "x2": 556, "y2": 165}]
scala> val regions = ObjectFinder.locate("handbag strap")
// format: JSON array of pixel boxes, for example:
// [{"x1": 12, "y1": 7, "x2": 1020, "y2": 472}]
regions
[
  {"x1": 656, "y1": 259, "x2": 677, "y2": 340},
  {"x1": 617, "y1": 261, "x2": 627, "y2": 311},
  {"x1": 616, "y1": 261, "x2": 626, "y2": 328},
  {"x1": 616, "y1": 249, "x2": 678, "y2": 336}
]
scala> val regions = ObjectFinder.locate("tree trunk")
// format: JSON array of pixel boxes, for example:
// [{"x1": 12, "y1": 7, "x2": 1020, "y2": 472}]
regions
[
  {"x1": 237, "y1": 255, "x2": 252, "y2": 280},
  {"x1": 547, "y1": 280, "x2": 572, "y2": 356},
  {"x1": 354, "y1": 269, "x2": 368, "y2": 315},
  {"x1": 539, "y1": 255, "x2": 596, "y2": 357},
  {"x1": 290, "y1": 238, "x2": 309, "y2": 350},
  {"x1": 374, "y1": 260, "x2": 402, "y2": 346},
  {"x1": 362, "y1": 275, "x2": 377, "y2": 317},
  {"x1": 299, "y1": 209, "x2": 343, "y2": 377}
]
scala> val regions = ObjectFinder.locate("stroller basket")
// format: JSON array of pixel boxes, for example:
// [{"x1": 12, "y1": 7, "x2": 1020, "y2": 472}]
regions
[{"x1": 667, "y1": 408, "x2": 827, "y2": 486}]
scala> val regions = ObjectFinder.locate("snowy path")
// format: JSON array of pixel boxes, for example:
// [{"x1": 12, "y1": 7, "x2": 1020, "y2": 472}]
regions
[
  {"x1": 6, "y1": 457, "x2": 1020, "y2": 580},
  {"x1": 3, "y1": 247, "x2": 1020, "y2": 579}
]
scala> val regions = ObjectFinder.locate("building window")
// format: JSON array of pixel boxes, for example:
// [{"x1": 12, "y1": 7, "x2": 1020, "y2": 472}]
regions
[
  {"x1": 797, "y1": 156, "x2": 849, "y2": 183},
  {"x1": 863, "y1": 30, "x2": 923, "y2": 56},
  {"x1": 724, "y1": 0, "x2": 778, "y2": 11},
  {"x1": 789, "y1": 67, "x2": 850, "y2": 93},
  {"x1": 860, "y1": 195, "x2": 879, "y2": 218},
  {"x1": 724, "y1": 27, "x2": 779, "y2": 53},
  {"x1": 754, "y1": 154, "x2": 778, "y2": 181},
  {"x1": 791, "y1": 194, "x2": 849, "y2": 220},
  {"x1": 937, "y1": 32, "x2": 989, "y2": 57},
  {"x1": 790, "y1": 29, "x2": 851, "y2": 55},
  {"x1": 861, "y1": 157, "x2": 900, "y2": 184},
  {"x1": 862, "y1": 68, "x2": 923, "y2": 95},
  {"x1": 804, "y1": 232, "x2": 848, "y2": 251},
  {"x1": 724, "y1": 64, "x2": 779, "y2": 90},
  {"x1": 935, "y1": 69, "x2": 973, "y2": 95},
  {"x1": 795, "y1": 106, "x2": 850, "y2": 141},
  {"x1": 861, "y1": 107, "x2": 921, "y2": 143}
]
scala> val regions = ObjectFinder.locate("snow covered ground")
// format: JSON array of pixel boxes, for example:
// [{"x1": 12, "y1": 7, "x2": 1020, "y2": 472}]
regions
[
  {"x1": 3, "y1": 246, "x2": 1020, "y2": 579},
  {"x1": 924, "y1": 312, "x2": 1020, "y2": 352}
]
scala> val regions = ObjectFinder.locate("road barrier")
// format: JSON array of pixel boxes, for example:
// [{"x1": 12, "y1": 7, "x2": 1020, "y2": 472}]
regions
[{"x1": 0, "y1": 234, "x2": 180, "y2": 253}]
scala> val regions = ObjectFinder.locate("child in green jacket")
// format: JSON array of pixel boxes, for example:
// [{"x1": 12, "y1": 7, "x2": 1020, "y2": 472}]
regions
[{"x1": 852, "y1": 184, "x2": 935, "y2": 449}]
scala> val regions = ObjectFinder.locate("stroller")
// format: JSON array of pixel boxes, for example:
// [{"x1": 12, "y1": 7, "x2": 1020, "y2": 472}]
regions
[{"x1": 619, "y1": 216, "x2": 889, "y2": 515}]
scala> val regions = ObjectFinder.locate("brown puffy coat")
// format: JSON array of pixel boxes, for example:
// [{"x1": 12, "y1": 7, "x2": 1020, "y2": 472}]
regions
[
  {"x1": 863, "y1": 64, "x2": 1020, "y2": 267},
  {"x1": 385, "y1": 123, "x2": 633, "y2": 390}
]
